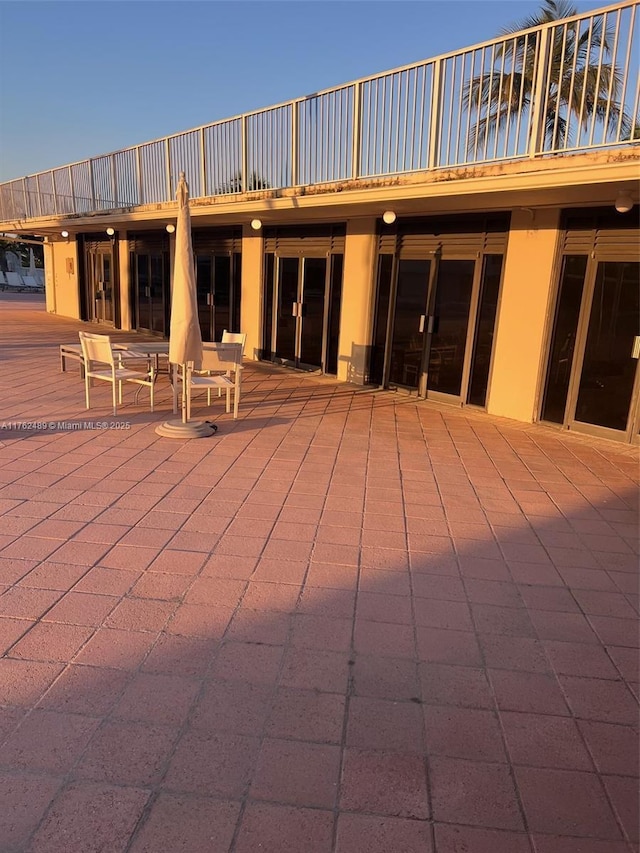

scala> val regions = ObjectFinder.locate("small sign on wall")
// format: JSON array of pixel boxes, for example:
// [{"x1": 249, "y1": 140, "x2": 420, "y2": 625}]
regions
[{"x1": 66, "y1": 258, "x2": 74, "y2": 275}]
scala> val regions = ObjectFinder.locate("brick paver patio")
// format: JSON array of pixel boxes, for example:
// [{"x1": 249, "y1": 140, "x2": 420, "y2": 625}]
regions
[{"x1": 0, "y1": 294, "x2": 638, "y2": 853}]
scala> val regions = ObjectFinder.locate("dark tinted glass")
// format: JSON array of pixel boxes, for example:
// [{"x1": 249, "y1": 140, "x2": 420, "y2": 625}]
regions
[
  {"x1": 467, "y1": 255, "x2": 502, "y2": 407},
  {"x1": 575, "y1": 261, "x2": 640, "y2": 431},
  {"x1": 370, "y1": 255, "x2": 393, "y2": 385},
  {"x1": 427, "y1": 259, "x2": 474, "y2": 396},
  {"x1": 388, "y1": 259, "x2": 430, "y2": 388},
  {"x1": 540, "y1": 255, "x2": 587, "y2": 423}
]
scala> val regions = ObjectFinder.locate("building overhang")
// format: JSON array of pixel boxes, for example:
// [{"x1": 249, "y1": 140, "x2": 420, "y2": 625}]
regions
[{"x1": 3, "y1": 147, "x2": 638, "y2": 237}]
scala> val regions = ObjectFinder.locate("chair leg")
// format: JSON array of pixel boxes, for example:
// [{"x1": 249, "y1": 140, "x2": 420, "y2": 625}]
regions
[
  {"x1": 112, "y1": 381, "x2": 117, "y2": 417},
  {"x1": 225, "y1": 385, "x2": 231, "y2": 414},
  {"x1": 84, "y1": 373, "x2": 90, "y2": 410},
  {"x1": 234, "y1": 378, "x2": 239, "y2": 419}
]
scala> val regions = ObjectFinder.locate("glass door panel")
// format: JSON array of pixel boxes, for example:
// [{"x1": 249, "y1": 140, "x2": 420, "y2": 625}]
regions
[
  {"x1": 150, "y1": 255, "x2": 165, "y2": 335},
  {"x1": 574, "y1": 261, "x2": 640, "y2": 433},
  {"x1": 426, "y1": 259, "x2": 475, "y2": 397},
  {"x1": 213, "y1": 255, "x2": 231, "y2": 341},
  {"x1": 100, "y1": 255, "x2": 114, "y2": 323},
  {"x1": 275, "y1": 257, "x2": 299, "y2": 362},
  {"x1": 136, "y1": 254, "x2": 151, "y2": 330},
  {"x1": 91, "y1": 253, "x2": 103, "y2": 323},
  {"x1": 299, "y1": 257, "x2": 327, "y2": 368},
  {"x1": 388, "y1": 259, "x2": 431, "y2": 388},
  {"x1": 326, "y1": 254, "x2": 344, "y2": 376},
  {"x1": 196, "y1": 256, "x2": 212, "y2": 341},
  {"x1": 467, "y1": 255, "x2": 502, "y2": 407},
  {"x1": 540, "y1": 256, "x2": 588, "y2": 424}
]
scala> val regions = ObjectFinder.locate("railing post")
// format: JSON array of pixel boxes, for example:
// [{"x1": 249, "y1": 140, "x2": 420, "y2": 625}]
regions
[
  {"x1": 200, "y1": 127, "x2": 207, "y2": 198},
  {"x1": 428, "y1": 59, "x2": 444, "y2": 170},
  {"x1": 52, "y1": 171, "x2": 59, "y2": 216},
  {"x1": 528, "y1": 24, "x2": 551, "y2": 157},
  {"x1": 22, "y1": 178, "x2": 29, "y2": 219},
  {"x1": 291, "y1": 101, "x2": 299, "y2": 187},
  {"x1": 165, "y1": 138, "x2": 172, "y2": 202},
  {"x1": 241, "y1": 114, "x2": 248, "y2": 193},
  {"x1": 68, "y1": 165, "x2": 76, "y2": 215},
  {"x1": 88, "y1": 160, "x2": 97, "y2": 211},
  {"x1": 135, "y1": 146, "x2": 143, "y2": 205},
  {"x1": 110, "y1": 154, "x2": 118, "y2": 208},
  {"x1": 35, "y1": 174, "x2": 42, "y2": 217},
  {"x1": 351, "y1": 81, "x2": 362, "y2": 180}
]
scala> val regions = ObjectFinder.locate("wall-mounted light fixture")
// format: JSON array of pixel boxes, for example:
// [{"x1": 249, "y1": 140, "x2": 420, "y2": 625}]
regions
[
  {"x1": 165, "y1": 224, "x2": 176, "y2": 234},
  {"x1": 106, "y1": 227, "x2": 115, "y2": 236},
  {"x1": 382, "y1": 210, "x2": 397, "y2": 225},
  {"x1": 614, "y1": 192, "x2": 634, "y2": 214},
  {"x1": 61, "y1": 230, "x2": 69, "y2": 239},
  {"x1": 250, "y1": 219, "x2": 262, "y2": 231}
]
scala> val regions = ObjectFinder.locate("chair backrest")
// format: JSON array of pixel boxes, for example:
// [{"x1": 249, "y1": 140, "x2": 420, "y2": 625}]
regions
[
  {"x1": 201, "y1": 342, "x2": 242, "y2": 373},
  {"x1": 79, "y1": 331, "x2": 115, "y2": 366},
  {"x1": 5, "y1": 272, "x2": 23, "y2": 289},
  {"x1": 221, "y1": 330, "x2": 246, "y2": 354}
]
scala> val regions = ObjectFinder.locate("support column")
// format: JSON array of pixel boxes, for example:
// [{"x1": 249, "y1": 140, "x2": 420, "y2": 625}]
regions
[
  {"x1": 44, "y1": 241, "x2": 55, "y2": 314},
  {"x1": 49, "y1": 238, "x2": 80, "y2": 319},
  {"x1": 487, "y1": 207, "x2": 561, "y2": 422},
  {"x1": 117, "y1": 236, "x2": 131, "y2": 330},
  {"x1": 240, "y1": 224, "x2": 264, "y2": 361},
  {"x1": 337, "y1": 217, "x2": 377, "y2": 383}
]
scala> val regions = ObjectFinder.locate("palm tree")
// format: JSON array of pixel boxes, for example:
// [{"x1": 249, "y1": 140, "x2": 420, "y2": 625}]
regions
[
  {"x1": 218, "y1": 171, "x2": 270, "y2": 194},
  {"x1": 464, "y1": 0, "x2": 633, "y2": 154}
]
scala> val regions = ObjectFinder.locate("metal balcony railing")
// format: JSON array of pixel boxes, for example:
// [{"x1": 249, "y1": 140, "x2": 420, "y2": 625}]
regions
[{"x1": 1, "y1": 0, "x2": 638, "y2": 223}]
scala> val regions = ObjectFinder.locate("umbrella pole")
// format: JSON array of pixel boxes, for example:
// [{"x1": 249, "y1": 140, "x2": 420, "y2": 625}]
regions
[{"x1": 182, "y1": 363, "x2": 188, "y2": 424}]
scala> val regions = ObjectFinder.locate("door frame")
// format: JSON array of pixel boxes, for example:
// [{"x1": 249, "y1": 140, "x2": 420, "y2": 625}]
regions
[
  {"x1": 269, "y1": 252, "x2": 334, "y2": 372},
  {"x1": 422, "y1": 254, "x2": 484, "y2": 406},
  {"x1": 384, "y1": 249, "x2": 498, "y2": 407},
  {"x1": 82, "y1": 237, "x2": 119, "y2": 328},
  {"x1": 560, "y1": 258, "x2": 640, "y2": 443}
]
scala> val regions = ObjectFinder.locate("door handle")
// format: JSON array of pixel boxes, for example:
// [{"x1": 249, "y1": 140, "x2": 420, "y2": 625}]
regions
[
  {"x1": 292, "y1": 302, "x2": 298, "y2": 317},
  {"x1": 632, "y1": 336, "x2": 640, "y2": 359},
  {"x1": 419, "y1": 315, "x2": 426, "y2": 333},
  {"x1": 145, "y1": 286, "x2": 150, "y2": 298}
]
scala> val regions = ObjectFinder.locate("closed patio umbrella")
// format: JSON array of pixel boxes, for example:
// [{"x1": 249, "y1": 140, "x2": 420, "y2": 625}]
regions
[{"x1": 155, "y1": 172, "x2": 216, "y2": 438}]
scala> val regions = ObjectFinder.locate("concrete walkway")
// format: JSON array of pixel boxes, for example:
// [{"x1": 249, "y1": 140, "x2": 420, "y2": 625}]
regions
[{"x1": 0, "y1": 295, "x2": 638, "y2": 853}]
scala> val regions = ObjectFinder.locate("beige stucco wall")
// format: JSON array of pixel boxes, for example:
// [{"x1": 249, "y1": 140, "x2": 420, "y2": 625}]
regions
[
  {"x1": 487, "y1": 208, "x2": 561, "y2": 423},
  {"x1": 337, "y1": 218, "x2": 378, "y2": 383},
  {"x1": 240, "y1": 225, "x2": 264, "y2": 361},
  {"x1": 47, "y1": 239, "x2": 80, "y2": 319}
]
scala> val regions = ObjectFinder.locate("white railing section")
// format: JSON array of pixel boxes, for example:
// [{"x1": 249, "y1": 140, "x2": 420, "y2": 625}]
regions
[{"x1": 1, "y1": 0, "x2": 637, "y2": 222}]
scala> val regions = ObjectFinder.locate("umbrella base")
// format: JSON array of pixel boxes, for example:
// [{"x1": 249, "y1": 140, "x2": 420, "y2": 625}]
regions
[{"x1": 155, "y1": 419, "x2": 218, "y2": 439}]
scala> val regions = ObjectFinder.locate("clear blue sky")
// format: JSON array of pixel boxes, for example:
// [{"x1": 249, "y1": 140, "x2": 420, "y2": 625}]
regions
[{"x1": 0, "y1": 0, "x2": 610, "y2": 182}]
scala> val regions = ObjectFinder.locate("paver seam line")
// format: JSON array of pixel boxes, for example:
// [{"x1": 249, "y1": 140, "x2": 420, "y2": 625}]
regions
[{"x1": 400, "y1": 403, "x2": 440, "y2": 852}]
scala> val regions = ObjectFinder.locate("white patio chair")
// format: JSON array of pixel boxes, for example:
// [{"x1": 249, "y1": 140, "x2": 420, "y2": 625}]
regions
[
  {"x1": 79, "y1": 331, "x2": 155, "y2": 416},
  {"x1": 173, "y1": 343, "x2": 242, "y2": 420},
  {"x1": 210, "y1": 330, "x2": 246, "y2": 399},
  {"x1": 221, "y1": 330, "x2": 246, "y2": 354}
]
